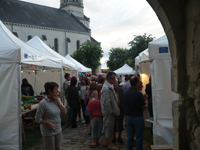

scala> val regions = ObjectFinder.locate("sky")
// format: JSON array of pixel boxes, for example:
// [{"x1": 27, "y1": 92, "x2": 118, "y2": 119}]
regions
[{"x1": 21, "y1": 0, "x2": 165, "y2": 69}]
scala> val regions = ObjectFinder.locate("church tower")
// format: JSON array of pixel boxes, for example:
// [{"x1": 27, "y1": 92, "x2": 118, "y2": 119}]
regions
[
  {"x1": 60, "y1": 0, "x2": 90, "y2": 28},
  {"x1": 60, "y1": 0, "x2": 84, "y2": 18}
]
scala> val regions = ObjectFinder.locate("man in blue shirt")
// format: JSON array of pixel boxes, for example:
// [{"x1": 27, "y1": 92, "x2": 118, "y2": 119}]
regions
[{"x1": 123, "y1": 77, "x2": 145, "y2": 150}]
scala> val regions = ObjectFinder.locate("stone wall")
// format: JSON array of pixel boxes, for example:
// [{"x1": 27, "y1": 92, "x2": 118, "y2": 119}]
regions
[{"x1": 147, "y1": 0, "x2": 200, "y2": 149}]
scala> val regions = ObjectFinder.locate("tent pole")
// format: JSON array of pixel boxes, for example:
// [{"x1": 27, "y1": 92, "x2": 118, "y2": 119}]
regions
[
  {"x1": 19, "y1": 64, "x2": 22, "y2": 150},
  {"x1": 60, "y1": 69, "x2": 64, "y2": 105}
]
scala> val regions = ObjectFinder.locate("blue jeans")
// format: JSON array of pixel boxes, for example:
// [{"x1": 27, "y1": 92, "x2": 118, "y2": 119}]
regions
[
  {"x1": 91, "y1": 118, "x2": 103, "y2": 138},
  {"x1": 126, "y1": 116, "x2": 144, "y2": 150}
]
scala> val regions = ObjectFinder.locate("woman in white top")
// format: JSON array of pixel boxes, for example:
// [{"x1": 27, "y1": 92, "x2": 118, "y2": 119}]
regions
[{"x1": 80, "y1": 77, "x2": 90, "y2": 123}]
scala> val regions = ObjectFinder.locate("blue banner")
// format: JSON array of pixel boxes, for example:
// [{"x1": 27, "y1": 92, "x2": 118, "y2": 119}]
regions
[
  {"x1": 24, "y1": 53, "x2": 28, "y2": 59},
  {"x1": 159, "y1": 47, "x2": 168, "y2": 53}
]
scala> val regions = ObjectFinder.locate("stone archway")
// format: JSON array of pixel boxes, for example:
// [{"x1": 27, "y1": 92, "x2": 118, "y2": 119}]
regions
[{"x1": 146, "y1": 0, "x2": 200, "y2": 150}]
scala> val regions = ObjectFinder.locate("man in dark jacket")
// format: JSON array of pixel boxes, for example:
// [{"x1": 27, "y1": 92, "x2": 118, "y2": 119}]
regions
[{"x1": 123, "y1": 77, "x2": 145, "y2": 150}]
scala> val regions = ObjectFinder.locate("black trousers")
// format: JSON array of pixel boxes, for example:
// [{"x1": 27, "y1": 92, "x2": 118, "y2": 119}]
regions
[
  {"x1": 72, "y1": 108, "x2": 79, "y2": 128},
  {"x1": 148, "y1": 99, "x2": 153, "y2": 117}
]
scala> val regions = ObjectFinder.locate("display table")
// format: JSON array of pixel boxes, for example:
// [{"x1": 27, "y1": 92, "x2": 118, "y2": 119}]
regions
[{"x1": 22, "y1": 105, "x2": 38, "y2": 144}]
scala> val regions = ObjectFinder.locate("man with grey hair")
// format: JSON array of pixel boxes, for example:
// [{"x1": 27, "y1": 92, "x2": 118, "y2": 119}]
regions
[{"x1": 101, "y1": 71, "x2": 120, "y2": 150}]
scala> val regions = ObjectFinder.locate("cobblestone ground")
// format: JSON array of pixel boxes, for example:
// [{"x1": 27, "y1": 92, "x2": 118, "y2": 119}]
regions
[{"x1": 29, "y1": 122, "x2": 150, "y2": 150}]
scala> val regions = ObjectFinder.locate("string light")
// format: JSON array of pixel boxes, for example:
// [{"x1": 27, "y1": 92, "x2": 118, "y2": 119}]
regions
[
  {"x1": 33, "y1": 70, "x2": 35, "y2": 73},
  {"x1": 43, "y1": 70, "x2": 45, "y2": 72},
  {"x1": 21, "y1": 71, "x2": 23, "y2": 73},
  {"x1": 31, "y1": 65, "x2": 34, "y2": 68},
  {"x1": 51, "y1": 71, "x2": 53, "y2": 73},
  {"x1": 28, "y1": 72, "x2": 30, "y2": 75}
]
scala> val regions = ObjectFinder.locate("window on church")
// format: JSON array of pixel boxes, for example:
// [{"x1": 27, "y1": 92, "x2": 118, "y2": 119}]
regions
[
  {"x1": 42, "y1": 35, "x2": 47, "y2": 41},
  {"x1": 54, "y1": 38, "x2": 58, "y2": 52},
  {"x1": 13, "y1": 32, "x2": 18, "y2": 37},
  {"x1": 28, "y1": 35, "x2": 32, "y2": 41},
  {"x1": 76, "y1": 0, "x2": 79, "y2": 3},
  {"x1": 76, "y1": 40, "x2": 80, "y2": 50}
]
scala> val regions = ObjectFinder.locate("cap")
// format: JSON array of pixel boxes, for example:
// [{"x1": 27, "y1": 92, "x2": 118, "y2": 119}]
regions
[{"x1": 78, "y1": 73, "x2": 86, "y2": 77}]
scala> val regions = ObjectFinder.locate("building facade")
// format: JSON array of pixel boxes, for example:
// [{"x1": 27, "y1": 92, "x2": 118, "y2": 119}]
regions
[{"x1": 0, "y1": 0, "x2": 100, "y2": 56}]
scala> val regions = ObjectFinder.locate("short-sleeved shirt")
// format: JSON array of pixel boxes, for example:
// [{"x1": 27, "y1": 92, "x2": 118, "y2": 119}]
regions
[
  {"x1": 123, "y1": 87, "x2": 145, "y2": 116},
  {"x1": 80, "y1": 85, "x2": 87, "y2": 100},
  {"x1": 87, "y1": 100, "x2": 102, "y2": 120}
]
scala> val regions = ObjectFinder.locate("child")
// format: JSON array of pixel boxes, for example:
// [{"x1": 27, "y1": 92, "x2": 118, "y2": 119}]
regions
[{"x1": 87, "y1": 95, "x2": 103, "y2": 147}]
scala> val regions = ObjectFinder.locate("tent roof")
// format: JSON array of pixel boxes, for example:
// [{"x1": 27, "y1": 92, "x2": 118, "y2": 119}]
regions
[
  {"x1": 114, "y1": 64, "x2": 135, "y2": 75},
  {"x1": 139, "y1": 48, "x2": 149, "y2": 63},
  {"x1": 0, "y1": 0, "x2": 90, "y2": 33},
  {"x1": 0, "y1": 23, "x2": 20, "y2": 63},
  {"x1": 65, "y1": 54, "x2": 91, "y2": 72},
  {"x1": 27, "y1": 36, "x2": 76, "y2": 70},
  {"x1": 149, "y1": 35, "x2": 170, "y2": 60},
  {"x1": 0, "y1": 20, "x2": 62, "y2": 69}
]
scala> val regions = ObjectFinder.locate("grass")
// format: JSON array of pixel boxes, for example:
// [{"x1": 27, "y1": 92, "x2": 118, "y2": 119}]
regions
[
  {"x1": 144, "y1": 127, "x2": 153, "y2": 149},
  {"x1": 22, "y1": 126, "x2": 42, "y2": 150}
]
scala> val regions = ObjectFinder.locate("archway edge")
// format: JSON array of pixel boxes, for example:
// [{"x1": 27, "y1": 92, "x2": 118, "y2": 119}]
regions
[{"x1": 146, "y1": 0, "x2": 187, "y2": 96}]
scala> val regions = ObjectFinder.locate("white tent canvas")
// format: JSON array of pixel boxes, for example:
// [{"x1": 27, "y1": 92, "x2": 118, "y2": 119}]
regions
[
  {"x1": 114, "y1": 64, "x2": 135, "y2": 75},
  {"x1": 65, "y1": 54, "x2": 91, "y2": 73},
  {"x1": 27, "y1": 36, "x2": 76, "y2": 70},
  {"x1": 139, "y1": 48, "x2": 149, "y2": 63},
  {"x1": 149, "y1": 35, "x2": 179, "y2": 145},
  {"x1": 135, "y1": 56, "x2": 140, "y2": 70},
  {"x1": 0, "y1": 20, "x2": 63, "y2": 150},
  {"x1": 137, "y1": 49, "x2": 151, "y2": 94}
]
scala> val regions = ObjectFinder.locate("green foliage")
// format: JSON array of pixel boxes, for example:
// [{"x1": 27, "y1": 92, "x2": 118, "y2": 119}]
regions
[
  {"x1": 48, "y1": 45, "x2": 54, "y2": 50},
  {"x1": 128, "y1": 33, "x2": 154, "y2": 68},
  {"x1": 106, "y1": 34, "x2": 154, "y2": 70},
  {"x1": 71, "y1": 41, "x2": 103, "y2": 73},
  {"x1": 106, "y1": 47, "x2": 129, "y2": 71}
]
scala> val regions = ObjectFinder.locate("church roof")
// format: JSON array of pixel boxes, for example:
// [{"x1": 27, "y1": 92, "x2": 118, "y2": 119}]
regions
[{"x1": 0, "y1": 0, "x2": 90, "y2": 33}]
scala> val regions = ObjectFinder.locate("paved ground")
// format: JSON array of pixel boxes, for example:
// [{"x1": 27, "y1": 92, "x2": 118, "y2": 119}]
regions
[{"x1": 29, "y1": 121, "x2": 150, "y2": 150}]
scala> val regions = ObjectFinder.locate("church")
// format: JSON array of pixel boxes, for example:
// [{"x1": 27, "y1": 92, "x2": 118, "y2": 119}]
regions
[{"x1": 0, "y1": 0, "x2": 100, "y2": 56}]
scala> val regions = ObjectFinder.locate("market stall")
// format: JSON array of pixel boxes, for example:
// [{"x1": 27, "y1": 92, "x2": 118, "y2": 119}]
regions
[
  {"x1": 0, "y1": 20, "x2": 63, "y2": 150},
  {"x1": 26, "y1": 36, "x2": 77, "y2": 96},
  {"x1": 138, "y1": 48, "x2": 151, "y2": 94},
  {"x1": 149, "y1": 35, "x2": 179, "y2": 145}
]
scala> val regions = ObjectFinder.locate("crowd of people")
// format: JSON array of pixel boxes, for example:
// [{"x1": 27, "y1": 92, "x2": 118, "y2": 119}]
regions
[{"x1": 35, "y1": 71, "x2": 153, "y2": 150}]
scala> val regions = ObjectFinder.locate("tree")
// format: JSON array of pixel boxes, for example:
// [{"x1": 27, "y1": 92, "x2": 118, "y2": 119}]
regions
[
  {"x1": 71, "y1": 41, "x2": 103, "y2": 74},
  {"x1": 128, "y1": 33, "x2": 154, "y2": 68},
  {"x1": 106, "y1": 47, "x2": 129, "y2": 71}
]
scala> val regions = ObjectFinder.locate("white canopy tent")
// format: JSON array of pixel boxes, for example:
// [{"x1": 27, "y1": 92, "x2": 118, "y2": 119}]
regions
[
  {"x1": 149, "y1": 35, "x2": 179, "y2": 145},
  {"x1": 26, "y1": 36, "x2": 76, "y2": 70},
  {"x1": 26, "y1": 36, "x2": 78, "y2": 95},
  {"x1": 139, "y1": 48, "x2": 149, "y2": 63},
  {"x1": 65, "y1": 54, "x2": 92, "y2": 73},
  {"x1": 114, "y1": 64, "x2": 136, "y2": 75},
  {"x1": 0, "y1": 20, "x2": 63, "y2": 150}
]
